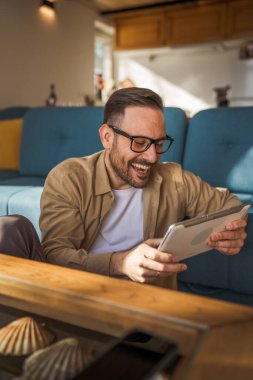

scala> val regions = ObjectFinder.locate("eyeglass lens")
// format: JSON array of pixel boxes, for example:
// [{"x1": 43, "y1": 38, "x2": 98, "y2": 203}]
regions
[{"x1": 132, "y1": 137, "x2": 171, "y2": 153}]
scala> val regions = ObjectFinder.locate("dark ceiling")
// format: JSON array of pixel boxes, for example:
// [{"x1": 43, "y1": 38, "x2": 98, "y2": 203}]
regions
[{"x1": 76, "y1": 0, "x2": 196, "y2": 14}]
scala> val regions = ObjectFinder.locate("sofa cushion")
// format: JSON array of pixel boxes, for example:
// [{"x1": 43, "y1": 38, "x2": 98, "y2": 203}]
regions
[
  {"x1": 20, "y1": 107, "x2": 104, "y2": 177},
  {"x1": 182, "y1": 107, "x2": 253, "y2": 194},
  {"x1": 0, "y1": 118, "x2": 22, "y2": 170},
  {"x1": 8, "y1": 187, "x2": 43, "y2": 239},
  {"x1": 0, "y1": 186, "x2": 32, "y2": 215}
]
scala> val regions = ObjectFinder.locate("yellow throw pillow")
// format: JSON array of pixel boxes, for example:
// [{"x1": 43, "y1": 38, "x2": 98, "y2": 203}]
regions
[{"x1": 0, "y1": 118, "x2": 23, "y2": 170}]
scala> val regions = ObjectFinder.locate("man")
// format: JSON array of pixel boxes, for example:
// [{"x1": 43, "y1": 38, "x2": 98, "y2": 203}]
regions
[{"x1": 38, "y1": 87, "x2": 246, "y2": 289}]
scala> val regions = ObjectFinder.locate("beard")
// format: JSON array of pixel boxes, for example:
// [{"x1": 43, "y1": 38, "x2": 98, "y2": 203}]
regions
[{"x1": 109, "y1": 142, "x2": 155, "y2": 188}]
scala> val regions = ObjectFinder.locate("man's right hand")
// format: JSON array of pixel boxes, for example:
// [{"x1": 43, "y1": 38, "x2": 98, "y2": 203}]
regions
[{"x1": 110, "y1": 238, "x2": 187, "y2": 283}]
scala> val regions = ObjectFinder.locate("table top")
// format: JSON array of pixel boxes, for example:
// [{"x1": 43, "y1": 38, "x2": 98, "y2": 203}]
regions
[{"x1": 0, "y1": 253, "x2": 253, "y2": 380}]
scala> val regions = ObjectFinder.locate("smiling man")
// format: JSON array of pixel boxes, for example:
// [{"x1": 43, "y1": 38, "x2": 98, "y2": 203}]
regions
[{"x1": 39, "y1": 87, "x2": 247, "y2": 289}]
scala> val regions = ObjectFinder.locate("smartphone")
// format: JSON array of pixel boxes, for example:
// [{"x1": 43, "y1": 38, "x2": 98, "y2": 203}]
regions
[{"x1": 73, "y1": 330, "x2": 180, "y2": 380}]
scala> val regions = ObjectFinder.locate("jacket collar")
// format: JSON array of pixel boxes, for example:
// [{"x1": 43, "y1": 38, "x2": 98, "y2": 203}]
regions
[
  {"x1": 95, "y1": 151, "x2": 113, "y2": 196},
  {"x1": 143, "y1": 168, "x2": 163, "y2": 239}
]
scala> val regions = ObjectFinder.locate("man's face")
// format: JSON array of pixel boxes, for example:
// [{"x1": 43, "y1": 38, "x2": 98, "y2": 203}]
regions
[{"x1": 104, "y1": 106, "x2": 166, "y2": 189}]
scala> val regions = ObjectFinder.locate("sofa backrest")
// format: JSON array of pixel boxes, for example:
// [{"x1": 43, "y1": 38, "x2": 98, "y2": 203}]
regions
[
  {"x1": 162, "y1": 107, "x2": 187, "y2": 164},
  {"x1": 20, "y1": 107, "x2": 104, "y2": 176},
  {"x1": 19, "y1": 106, "x2": 187, "y2": 177},
  {"x1": 0, "y1": 107, "x2": 30, "y2": 120},
  {"x1": 179, "y1": 106, "x2": 253, "y2": 306},
  {"x1": 182, "y1": 107, "x2": 253, "y2": 199}
]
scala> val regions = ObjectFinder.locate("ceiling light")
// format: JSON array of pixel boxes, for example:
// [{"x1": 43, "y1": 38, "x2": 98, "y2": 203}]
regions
[{"x1": 40, "y1": 0, "x2": 55, "y2": 17}]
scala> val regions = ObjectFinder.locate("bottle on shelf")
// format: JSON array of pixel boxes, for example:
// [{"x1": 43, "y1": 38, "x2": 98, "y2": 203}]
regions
[
  {"x1": 46, "y1": 83, "x2": 57, "y2": 106},
  {"x1": 95, "y1": 73, "x2": 104, "y2": 103}
]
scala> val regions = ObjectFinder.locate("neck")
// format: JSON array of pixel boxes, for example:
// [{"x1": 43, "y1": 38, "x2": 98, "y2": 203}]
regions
[{"x1": 104, "y1": 152, "x2": 131, "y2": 190}]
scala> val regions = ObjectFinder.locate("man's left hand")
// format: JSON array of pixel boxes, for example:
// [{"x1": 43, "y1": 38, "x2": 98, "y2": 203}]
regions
[{"x1": 207, "y1": 218, "x2": 247, "y2": 255}]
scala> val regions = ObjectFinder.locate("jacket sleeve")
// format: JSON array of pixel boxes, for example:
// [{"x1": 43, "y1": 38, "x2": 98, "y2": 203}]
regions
[
  {"x1": 40, "y1": 164, "x2": 113, "y2": 276},
  {"x1": 181, "y1": 169, "x2": 241, "y2": 217}
]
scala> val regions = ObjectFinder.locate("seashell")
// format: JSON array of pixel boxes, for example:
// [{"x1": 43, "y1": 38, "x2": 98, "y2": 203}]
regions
[
  {"x1": 22, "y1": 337, "x2": 94, "y2": 380},
  {"x1": 0, "y1": 317, "x2": 55, "y2": 356}
]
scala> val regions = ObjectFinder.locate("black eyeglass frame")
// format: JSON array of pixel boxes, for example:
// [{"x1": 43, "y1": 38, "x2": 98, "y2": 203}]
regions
[{"x1": 107, "y1": 124, "x2": 174, "y2": 154}]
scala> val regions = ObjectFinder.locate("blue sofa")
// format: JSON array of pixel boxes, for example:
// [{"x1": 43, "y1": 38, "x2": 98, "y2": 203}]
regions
[
  {"x1": 0, "y1": 106, "x2": 187, "y2": 237},
  {"x1": 0, "y1": 105, "x2": 252, "y2": 307}
]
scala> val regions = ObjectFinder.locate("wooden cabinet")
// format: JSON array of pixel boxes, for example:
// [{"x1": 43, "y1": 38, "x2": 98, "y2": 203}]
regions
[
  {"x1": 226, "y1": 0, "x2": 253, "y2": 39},
  {"x1": 115, "y1": 13, "x2": 164, "y2": 50},
  {"x1": 113, "y1": 0, "x2": 253, "y2": 50},
  {"x1": 164, "y1": 3, "x2": 226, "y2": 46}
]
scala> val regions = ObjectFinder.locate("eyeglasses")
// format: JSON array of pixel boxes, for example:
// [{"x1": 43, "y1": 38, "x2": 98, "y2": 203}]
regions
[{"x1": 108, "y1": 125, "x2": 174, "y2": 154}]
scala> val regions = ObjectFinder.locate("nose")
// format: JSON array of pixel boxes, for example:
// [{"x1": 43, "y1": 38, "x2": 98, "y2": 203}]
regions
[{"x1": 141, "y1": 143, "x2": 159, "y2": 163}]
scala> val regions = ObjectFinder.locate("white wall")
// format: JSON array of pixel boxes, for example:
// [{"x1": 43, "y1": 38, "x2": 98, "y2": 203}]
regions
[
  {"x1": 114, "y1": 41, "x2": 253, "y2": 116},
  {"x1": 0, "y1": 0, "x2": 97, "y2": 108}
]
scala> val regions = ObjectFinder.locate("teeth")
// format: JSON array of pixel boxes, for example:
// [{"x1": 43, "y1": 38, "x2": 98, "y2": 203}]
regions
[{"x1": 132, "y1": 163, "x2": 150, "y2": 171}]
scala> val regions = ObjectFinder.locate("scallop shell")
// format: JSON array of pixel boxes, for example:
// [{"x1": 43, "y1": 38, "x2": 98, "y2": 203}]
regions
[
  {"x1": 0, "y1": 317, "x2": 55, "y2": 356},
  {"x1": 22, "y1": 337, "x2": 94, "y2": 380}
]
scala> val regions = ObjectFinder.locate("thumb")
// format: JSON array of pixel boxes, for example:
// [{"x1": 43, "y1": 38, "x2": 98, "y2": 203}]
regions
[{"x1": 145, "y1": 238, "x2": 162, "y2": 248}]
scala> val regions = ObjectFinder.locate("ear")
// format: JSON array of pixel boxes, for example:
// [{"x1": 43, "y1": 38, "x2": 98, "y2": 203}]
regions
[{"x1": 99, "y1": 124, "x2": 114, "y2": 149}]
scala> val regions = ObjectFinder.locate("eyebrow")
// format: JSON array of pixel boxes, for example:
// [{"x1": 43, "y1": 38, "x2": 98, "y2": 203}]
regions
[{"x1": 108, "y1": 125, "x2": 168, "y2": 141}]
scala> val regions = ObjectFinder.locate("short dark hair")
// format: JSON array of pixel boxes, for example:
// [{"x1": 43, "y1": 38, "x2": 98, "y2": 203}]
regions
[{"x1": 103, "y1": 87, "x2": 163, "y2": 125}]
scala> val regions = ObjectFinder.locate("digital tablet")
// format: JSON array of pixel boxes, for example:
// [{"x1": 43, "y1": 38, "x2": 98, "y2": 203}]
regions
[{"x1": 158, "y1": 203, "x2": 250, "y2": 261}]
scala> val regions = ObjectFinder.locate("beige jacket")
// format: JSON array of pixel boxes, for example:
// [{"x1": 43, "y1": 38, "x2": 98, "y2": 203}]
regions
[{"x1": 40, "y1": 151, "x2": 240, "y2": 289}]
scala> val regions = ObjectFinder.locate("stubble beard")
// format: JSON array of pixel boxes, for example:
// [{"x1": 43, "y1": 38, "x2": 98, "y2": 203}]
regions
[{"x1": 109, "y1": 144, "x2": 154, "y2": 189}]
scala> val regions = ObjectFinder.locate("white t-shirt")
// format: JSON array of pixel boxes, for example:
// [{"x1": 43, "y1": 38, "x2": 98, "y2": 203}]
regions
[{"x1": 90, "y1": 187, "x2": 144, "y2": 254}]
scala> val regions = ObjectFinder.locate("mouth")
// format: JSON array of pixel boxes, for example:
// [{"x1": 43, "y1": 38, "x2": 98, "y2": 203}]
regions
[{"x1": 131, "y1": 162, "x2": 152, "y2": 177}]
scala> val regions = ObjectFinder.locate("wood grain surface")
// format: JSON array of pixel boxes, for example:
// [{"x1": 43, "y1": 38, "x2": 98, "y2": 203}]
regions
[{"x1": 0, "y1": 253, "x2": 253, "y2": 380}]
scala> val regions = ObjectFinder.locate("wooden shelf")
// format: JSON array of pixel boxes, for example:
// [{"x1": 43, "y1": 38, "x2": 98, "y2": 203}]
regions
[
  {"x1": 115, "y1": 12, "x2": 164, "y2": 50},
  {"x1": 164, "y1": 3, "x2": 226, "y2": 46},
  {"x1": 226, "y1": 0, "x2": 253, "y2": 39},
  {"x1": 112, "y1": 0, "x2": 253, "y2": 50}
]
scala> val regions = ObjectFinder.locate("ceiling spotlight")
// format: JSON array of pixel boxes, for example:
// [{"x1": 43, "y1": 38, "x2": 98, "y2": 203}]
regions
[{"x1": 40, "y1": 0, "x2": 55, "y2": 17}]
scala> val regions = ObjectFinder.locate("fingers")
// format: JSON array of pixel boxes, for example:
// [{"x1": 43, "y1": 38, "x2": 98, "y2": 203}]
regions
[
  {"x1": 209, "y1": 228, "x2": 247, "y2": 242},
  {"x1": 208, "y1": 237, "x2": 245, "y2": 249},
  {"x1": 131, "y1": 263, "x2": 187, "y2": 284},
  {"x1": 145, "y1": 238, "x2": 162, "y2": 249},
  {"x1": 144, "y1": 246, "x2": 178, "y2": 263},
  {"x1": 123, "y1": 242, "x2": 187, "y2": 284},
  {"x1": 141, "y1": 243, "x2": 187, "y2": 273},
  {"x1": 210, "y1": 216, "x2": 247, "y2": 242},
  {"x1": 208, "y1": 226, "x2": 247, "y2": 255},
  {"x1": 142, "y1": 256, "x2": 187, "y2": 274},
  {"x1": 140, "y1": 245, "x2": 187, "y2": 282},
  {"x1": 216, "y1": 247, "x2": 242, "y2": 255},
  {"x1": 225, "y1": 218, "x2": 247, "y2": 230},
  {"x1": 144, "y1": 242, "x2": 187, "y2": 268},
  {"x1": 208, "y1": 239, "x2": 245, "y2": 255},
  {"x1": 135, "y1": 267, "x2": 161, "y2": 282}
]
